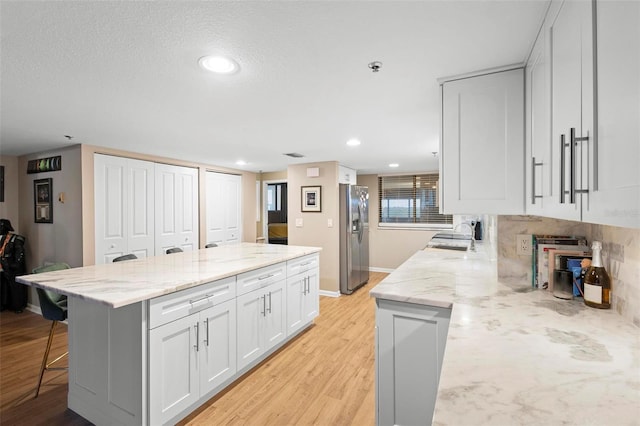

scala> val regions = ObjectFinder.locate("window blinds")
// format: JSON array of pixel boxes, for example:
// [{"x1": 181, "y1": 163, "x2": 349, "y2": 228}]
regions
[{"x1": 378, "y1": 174, "x2": 453, "y2": 225}]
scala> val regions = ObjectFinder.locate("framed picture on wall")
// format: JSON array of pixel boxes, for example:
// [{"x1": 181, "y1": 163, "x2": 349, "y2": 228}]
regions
[
  {"x1": 34, "y1": 178, "x2": 53, "y2": 223},
  {"x1": 301, "y1": 185, "x2": 321, "y2": 212}
]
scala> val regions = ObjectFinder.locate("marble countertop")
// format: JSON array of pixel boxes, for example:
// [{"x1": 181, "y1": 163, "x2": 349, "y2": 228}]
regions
[
  {"x1": 17, "y1": 243, "x2": 321, "y2": 308},
  {"x1": 370, "y1": 246, "x2": 640, "y2": 425}
]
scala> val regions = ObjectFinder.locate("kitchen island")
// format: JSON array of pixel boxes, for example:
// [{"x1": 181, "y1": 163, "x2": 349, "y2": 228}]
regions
[
  {"x1": 370, "y1": 245, "x2": 639, "y2": 425},
  {"x1": 18, "y1": 243, "x2": 321, "y2": 426}
]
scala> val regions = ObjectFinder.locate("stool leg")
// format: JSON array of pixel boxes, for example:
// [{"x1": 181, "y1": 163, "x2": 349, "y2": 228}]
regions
[{"x1": 35, "y1": 320, "x2": 57, "y2": 398}]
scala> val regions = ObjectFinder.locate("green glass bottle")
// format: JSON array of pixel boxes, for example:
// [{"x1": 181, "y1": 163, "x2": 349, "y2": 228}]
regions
[{"x1": 583, "y1": 241, "x2": 611, "y2": 309}]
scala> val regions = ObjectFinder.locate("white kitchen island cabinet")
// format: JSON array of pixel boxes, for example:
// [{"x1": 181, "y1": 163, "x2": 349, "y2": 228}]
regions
[
  {"x1": 286, "y1": 253, "x2": 320, "y2": 336},
  {"x1": 375, "y1": 299, "x2": 451, "y2": 426},
  {"x1": 17, "y1": 243, "x2": 321, "y2": 426},
  {"x1": 236, "y1": 279, "x2": 286, "y2": 371}
]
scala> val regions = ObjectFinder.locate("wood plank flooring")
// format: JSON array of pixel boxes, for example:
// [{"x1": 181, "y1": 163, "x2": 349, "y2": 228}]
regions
[{"x1": 0, "y1": 272, "x2": 386, "y2": 425}]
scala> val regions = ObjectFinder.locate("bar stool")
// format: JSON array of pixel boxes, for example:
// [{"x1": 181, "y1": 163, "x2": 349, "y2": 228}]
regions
[
  {"x1": 113, "y1": 253, "x2": 137, "y2": 262},
  {"x1": 166, "y1": 247, "x2": 183, "y2": 254},
  {"x1": 31, "y1": 262, "x2": 71, "y2": 398}
]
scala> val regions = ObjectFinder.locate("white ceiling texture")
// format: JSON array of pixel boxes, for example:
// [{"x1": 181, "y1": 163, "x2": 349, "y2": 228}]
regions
[{"x1": 1, "y1": 0, "x2": 548, "y2": 174}]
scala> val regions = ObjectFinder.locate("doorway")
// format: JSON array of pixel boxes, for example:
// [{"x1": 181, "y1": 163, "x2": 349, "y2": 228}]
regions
[{"x1": 264, "y1": 181, "x2": 288, "y2": 245}]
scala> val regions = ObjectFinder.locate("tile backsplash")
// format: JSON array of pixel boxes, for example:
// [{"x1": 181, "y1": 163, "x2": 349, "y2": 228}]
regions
[{"x1": 498, "y1": 215, "x2": 640, "y2": 327}]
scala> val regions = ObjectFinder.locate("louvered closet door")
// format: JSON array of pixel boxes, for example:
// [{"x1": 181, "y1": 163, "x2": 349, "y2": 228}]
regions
[{"x1": 155, "y1": 164, "x2": 199, "y2": 254}]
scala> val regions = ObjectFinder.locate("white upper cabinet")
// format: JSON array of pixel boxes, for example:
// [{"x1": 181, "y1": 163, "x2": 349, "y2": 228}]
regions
[
  {"x1": 155, "y1": 163, "x2": 199, "y2": 254},
  {"x1": 525, "y1": 0, "x2": 639, "y2": 228},
  {"x1": 206, "y1": 172, "x2": 242, "y2": 246},
  {"x1": 338, "y1": 165, "x2": 357, "y2": 185},
  {"x1": 544, "y1": 0, "x2": 592, "y2": 221},
  {"x1": 584, "y1": 0, "x2": 640, "y2": 228},
  {"x1": 525, "y1": 26, "x2": 551, "y2": 215},
  {"x1": 440, "y1": 68, "x2": 525, "y2": 214}
]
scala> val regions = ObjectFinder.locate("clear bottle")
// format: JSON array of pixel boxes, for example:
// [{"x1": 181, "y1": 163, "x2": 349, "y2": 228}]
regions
[{"x1": 583, "y1": 241, "x2": 611, "y2": 309}]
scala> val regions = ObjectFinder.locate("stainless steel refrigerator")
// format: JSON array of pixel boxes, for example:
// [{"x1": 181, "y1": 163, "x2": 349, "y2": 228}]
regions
[{"x1": 339, "y1": 184, "x2": 369, "y2": 294}]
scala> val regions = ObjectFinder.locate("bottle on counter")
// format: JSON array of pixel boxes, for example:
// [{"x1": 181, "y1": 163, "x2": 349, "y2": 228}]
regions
[{"x1": 583, "y1": 241, "x2": 611, "y2": 309}]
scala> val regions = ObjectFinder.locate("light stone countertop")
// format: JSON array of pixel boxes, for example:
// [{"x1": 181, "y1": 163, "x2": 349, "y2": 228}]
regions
[
  {"x1": 370, "y1": 245, "x2": 640, "y2": 425},
  {"x1": 17, "y1": 243, "x2": 321, "y2": 308}
]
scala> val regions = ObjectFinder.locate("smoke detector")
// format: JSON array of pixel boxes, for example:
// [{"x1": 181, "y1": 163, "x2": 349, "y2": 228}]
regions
[{"x1": 368, "y1": 61, "x2": 382, "y2": 72}]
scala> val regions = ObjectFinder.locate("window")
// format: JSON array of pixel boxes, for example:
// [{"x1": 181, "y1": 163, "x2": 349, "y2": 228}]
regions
[{"x1": 378, "y1": 174, "x2": 452, "y2": 226}]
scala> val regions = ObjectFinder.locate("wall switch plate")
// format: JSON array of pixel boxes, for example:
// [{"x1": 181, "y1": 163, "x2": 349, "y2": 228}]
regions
[
  {"x1": 295, "y1": 218, "x2": 303, "y2": 227},
  {"x1": 327, "y1": 218, "x2": 333, "y2": 227},
  {"x1": 516, "y1": 234, "x2": 532, "y2": 256}
]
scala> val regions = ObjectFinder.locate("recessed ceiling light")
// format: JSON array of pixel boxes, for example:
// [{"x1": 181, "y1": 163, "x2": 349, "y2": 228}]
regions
[
  {"x1": 346, "y1": 138, "x2": 361, "y2": 147},
  {"x1": 235, "y1": 160, "x2": 247, "y2": 166},
  {"x1": 389, "y1": 163, "x2": 399, "y2": 168},
  {"x1": 199, "y1": 56, "x2": 239, "y2": 74}
]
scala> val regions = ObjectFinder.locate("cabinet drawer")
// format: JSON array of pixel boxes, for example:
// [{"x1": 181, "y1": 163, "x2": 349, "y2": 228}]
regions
[
  {"x1": 236, "y1": 263, "x2": 286, "y2": 296},
  {"x1": 149, "y1": 277, "x2": 236, "y2": 329},
  {"x1": 287, "y1": 253, "x2": 319, "y2": 277}
]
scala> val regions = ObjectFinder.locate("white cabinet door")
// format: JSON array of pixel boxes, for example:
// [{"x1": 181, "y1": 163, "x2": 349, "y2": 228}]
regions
[
  {"x1": 287, "y1": 268, "x2": 319, "y2": 337},
  {"x1": 525, "y1": 28, "x2": 552, "y2": 215},
  {"x1": 155, "y1": 164, "x2": 199, "y2": 254},
  {"x1": 545, "y1": 0, "x2": 592, "y2": 221},
  {"x1": 127, "y1": 160, "x2": 155, "y2": 259},
  {"x1": 303, "y1": 268, "x2": 319, "y2": 323},
  {"x1": 236, "y1": 288, "x2": 264, "y2": 371},
  {"x1": 441, "y1": 68, "x2": 525, "y2": 214},
  {"x1": 205, "y1": 172, "x2": 242, "y2": 246},
  {"x1": 286, "y1": 273, "x2": 305, "y2": 336},
  {"x1": 376, "y1": 299, "x2": 451, "y2": 426},
  {"x1": 200, "y1": 299, "x2": 237, "y2": 396},
  {"x1": 94, "y1": 154, "x2": 154, "y2": 264},
  {"x1": 149, "y1": 314, "x2": 199, "y2": 426},
  {"x1": 236, "y1": 279, "x2": 286, "y2": 371},
  {"x1": 263, "y1": 280, "x2": 286, "y2": 351},
  {"x1": 584, "y1": 0, "x2": 640, "y2": 228}
]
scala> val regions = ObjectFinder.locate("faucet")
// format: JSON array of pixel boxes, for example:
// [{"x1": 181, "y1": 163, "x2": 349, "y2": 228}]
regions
[{"x1": 454, "y1": 222, "x2": 476, "y2": 251}]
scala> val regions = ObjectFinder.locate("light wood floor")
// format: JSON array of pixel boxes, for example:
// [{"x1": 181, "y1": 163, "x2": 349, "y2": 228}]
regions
[{"x1": 0, "y1": 272, "x2": 386, "y2": 426}]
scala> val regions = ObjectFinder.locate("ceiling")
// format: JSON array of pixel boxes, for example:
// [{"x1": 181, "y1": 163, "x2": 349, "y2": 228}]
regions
[{"x1": 0, "y1": 0, "x2": 548, "y2": 175}]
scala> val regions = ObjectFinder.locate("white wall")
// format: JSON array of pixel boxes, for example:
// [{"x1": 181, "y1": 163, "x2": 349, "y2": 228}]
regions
[{"x1": 287, "y1": 161, "x2": 340, "y2": 293}]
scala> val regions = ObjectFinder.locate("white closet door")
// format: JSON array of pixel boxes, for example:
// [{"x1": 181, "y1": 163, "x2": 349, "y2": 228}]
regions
[
  {"x1": 205, "y1": 172, "x2": 225, "y2": 245},
  {"x1": 95, "y1": 154, "x2": 127, "y2": 264},
  {"x1": 155, "y1": 164, "x2": 199, "y2": 254},
  {"x1": 224, "y1": 174, "x2": 241, "y2": 243},
  {"x1": 206, "y1": 172, "x2": 242, "y2": 246},
  {"x1": 127, "y1": 161, "x2": 155, "y2": 259},
  {"x1": 95, "y1": 155, "x2": 155, "y2": 264}
]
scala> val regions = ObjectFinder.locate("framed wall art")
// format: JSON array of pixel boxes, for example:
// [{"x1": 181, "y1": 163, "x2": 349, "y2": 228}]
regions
[
  {"x1": 301, "y1": 185, "x2": 322, "y2": 212},
  {"x1": 34, "y1": 178, "x2": 53, "y2": 223}
]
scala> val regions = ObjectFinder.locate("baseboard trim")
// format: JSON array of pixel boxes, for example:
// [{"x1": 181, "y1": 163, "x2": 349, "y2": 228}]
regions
[
  {"x1": 318, "y1": 290, "x2": 341, "y2": 298},
  {"x1": 26, "y1": 303, "x2": 42, "y2": 316},
  {"x1": 369, "y1": 267, "x2": 395, "y2": 273}
]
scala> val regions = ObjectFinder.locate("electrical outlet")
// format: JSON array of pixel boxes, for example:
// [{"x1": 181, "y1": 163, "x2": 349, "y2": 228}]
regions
[{"x1": 516, "y1": 234, "x2": 532, "y2": 256}]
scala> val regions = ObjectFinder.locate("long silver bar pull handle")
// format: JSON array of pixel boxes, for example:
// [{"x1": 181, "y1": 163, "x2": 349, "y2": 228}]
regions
[
  {"x1": 560, "y1": 134, "x2": 566, "y2": 204},
  {"x1": 261, "y1": 295, "x2": 266, "y2": 317},
  {"x1": 268, "y1": 292, "x2": 272, "y2": 314},
  {"x1": 194, "y1": 322, "x2": 199, "y2": 352},
  {"x1": 570, "y1": 128, "x2": 576, "y2": 204},
  {"x1": 531, "y1": 157, "x2": 544, "y2": 204},
  {"x1": 204, "y1": 318, "x2": 209, "y2": 347}
]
